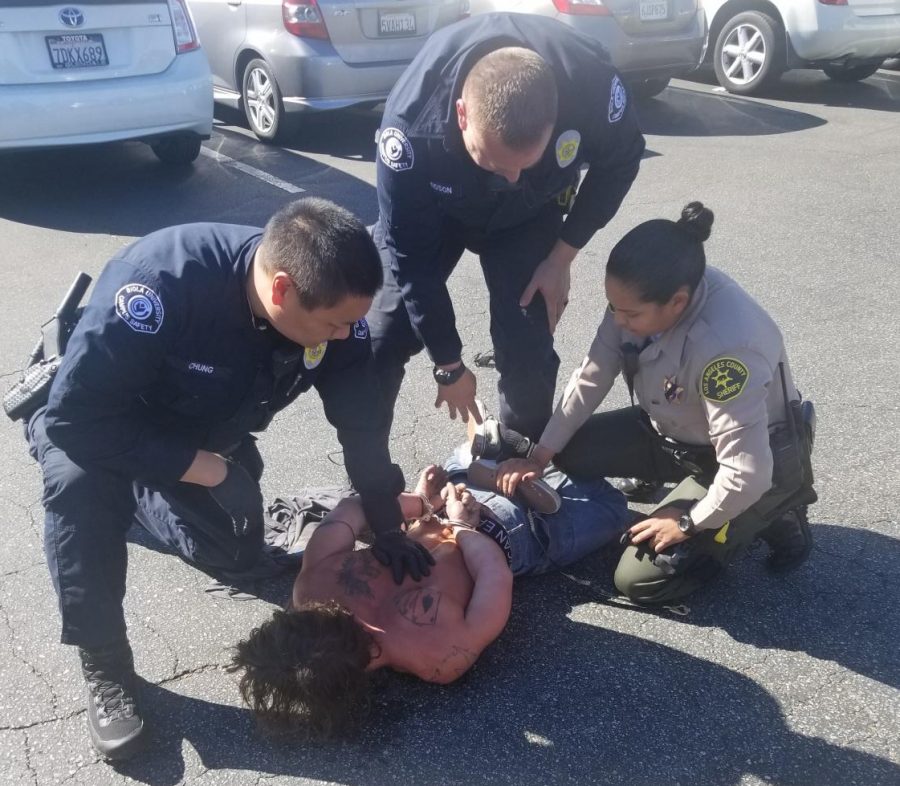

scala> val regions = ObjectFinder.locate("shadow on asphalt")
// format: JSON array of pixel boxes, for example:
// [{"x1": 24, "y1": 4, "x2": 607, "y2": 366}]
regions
[
  {"x1": 680, "y1": 66, "x2": 900, "y2": 114},
  {"x1": 215, "y1": 105, "x2": 382, "y2": 163},
  {"x1": 108, "y1": 525, "x2": 900, "y2": 786},
  {"x1": 684, "y1": 523, "x2": 900, "y2": 692},
  {"x1": 637, "y1": 85, "x2": 827, "y2": 137},
  {"x1": 0, "y1": 122, "x2": 378, "y2": 237}
]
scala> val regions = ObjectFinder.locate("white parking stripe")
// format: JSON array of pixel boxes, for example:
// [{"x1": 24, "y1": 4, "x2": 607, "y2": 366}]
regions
[{"x1": 199, "y1": 147, "x2": 305, "y2": 194}]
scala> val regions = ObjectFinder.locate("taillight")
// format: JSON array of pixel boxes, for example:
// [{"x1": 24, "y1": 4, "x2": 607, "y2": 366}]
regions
[
  {"x1": 552, "y1": 0, "x2": 612, "y2": 15},
  {"x1": 283, "y1": 0, "x2": 329, "y2": 40},
  {"x1": 818, "y1": 0, "x2": 849, "y2": 4},
  {"x1": 168, "y1": 0, "x2": 200, "y2": 54}
]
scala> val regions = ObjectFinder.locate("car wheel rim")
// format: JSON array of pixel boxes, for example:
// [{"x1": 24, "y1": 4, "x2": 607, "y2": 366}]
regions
[
  {"x1": 721, "y1": 23, "x2": 767, "y2": 85},
  {"x1": 246, "y1": 68, "x2": 276, "y2": 134}
]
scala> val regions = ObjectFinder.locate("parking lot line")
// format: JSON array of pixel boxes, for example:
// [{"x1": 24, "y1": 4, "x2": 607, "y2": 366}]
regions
[{"x1": 199, "y1": 147, "x2": 305, "y2": 194}]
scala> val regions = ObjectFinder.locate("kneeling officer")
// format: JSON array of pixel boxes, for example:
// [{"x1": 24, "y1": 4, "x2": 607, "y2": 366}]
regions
[{"x1": 24, "y1": 198, "x2": 431, "y2": 759}]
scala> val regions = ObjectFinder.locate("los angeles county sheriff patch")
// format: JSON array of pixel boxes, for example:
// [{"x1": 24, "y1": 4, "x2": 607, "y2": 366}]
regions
[
  {"x1": 701, "y1": 357, "x2": 749, "y2": 403},
  {"x1": 304, "y1": 342, "x2": 327, "y2": 369}
]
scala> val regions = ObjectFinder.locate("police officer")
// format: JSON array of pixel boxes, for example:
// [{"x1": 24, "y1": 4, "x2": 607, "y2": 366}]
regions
[
  {"x1": 494, "y1": 202, "x2": 817, "y2": 605},
  {"x1": 368, "y1": 13, "x2": 646, "y2": 441},
  {"x1": 25, "y1": 198, "x2": 432, "y2": 759}
]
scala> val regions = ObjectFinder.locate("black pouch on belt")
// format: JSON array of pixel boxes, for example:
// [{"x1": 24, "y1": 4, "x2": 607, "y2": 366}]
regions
[{"x1": 769, "y1": 364, "x2": 815, "y2": 493}]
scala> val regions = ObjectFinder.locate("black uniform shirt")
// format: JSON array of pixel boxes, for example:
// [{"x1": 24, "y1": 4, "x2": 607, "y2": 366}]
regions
[
  {"x1": 376, "y1": 12, "x2": 646, "y2": 364},
  {"x1": 44, "y1": 223, "x2": 404, "y2": 525}
]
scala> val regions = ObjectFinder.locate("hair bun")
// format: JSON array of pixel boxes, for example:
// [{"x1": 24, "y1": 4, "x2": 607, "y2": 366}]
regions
[{"x1": 677, "y1": 201, "x2": 714, "y2": 242}]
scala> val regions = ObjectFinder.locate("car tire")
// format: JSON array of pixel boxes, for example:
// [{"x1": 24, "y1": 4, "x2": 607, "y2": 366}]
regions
[
  {"x1": 150, "y1": 135, "x2": 202, "y2": 166},
  {"x1": 630, "y1": 77, "x2": 671, "y2": 100},
  {"x1": 242, "y1": 58, "x2": 292, "y2": 143},
  {"x1": 713, "y1": 11, "x2": 785, "y2": 95},
  {"x1": 823, "y1": 61, "x2": 882, "y2": 82}
]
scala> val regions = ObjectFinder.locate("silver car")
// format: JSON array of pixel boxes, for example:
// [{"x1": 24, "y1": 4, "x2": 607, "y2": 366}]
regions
[
  {"x1": 190, "y1": 0, "x2": 469, "y2": 142},
  {"x1": 469, "y1": 0, "x2": 707, "y2": 97}
]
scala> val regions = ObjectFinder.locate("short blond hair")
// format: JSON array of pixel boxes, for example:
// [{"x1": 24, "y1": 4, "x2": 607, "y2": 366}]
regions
[{"x1": 462, "y1": 47, "x2": 558, "y2": 149}]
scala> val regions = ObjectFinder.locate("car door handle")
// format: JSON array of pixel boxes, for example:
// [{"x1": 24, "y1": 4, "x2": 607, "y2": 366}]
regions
[{"x1": 227, "y1": 0, "x2": 242, "y2": 6}]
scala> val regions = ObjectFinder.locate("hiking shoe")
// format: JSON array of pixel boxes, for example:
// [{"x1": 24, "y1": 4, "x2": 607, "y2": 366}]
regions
[
  {"x1": 759, "y1": 506, "x2": 814, "y2": 573},
  {"x1": 611, "y1": 477, "x2": 663, "y2": 502},
  {"x1": 79, "y1": 640, "x2": 145, "y2": 760},
  {"x1": 468, "y1": 459, "x2": 561, "y2": 515}
]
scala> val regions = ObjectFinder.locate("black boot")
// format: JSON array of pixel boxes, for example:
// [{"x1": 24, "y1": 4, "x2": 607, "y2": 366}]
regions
[
  {"x1": 468, "y1": 406, "x2": 534, "y2": 461},
  {"x1": 610, "y1": 477, "x2": 663, "y2": 502},
  {"x1": 79, "y1": 640, "x2": 145, "y2": 760},
  {"x1": 759, "y1": 506, "x2": 814, "y2": 572}
]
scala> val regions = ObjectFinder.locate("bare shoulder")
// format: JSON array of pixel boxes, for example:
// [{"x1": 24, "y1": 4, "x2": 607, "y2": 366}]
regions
[{"x1": 385, "y1": 586, "x2": 480, "y2": 684}]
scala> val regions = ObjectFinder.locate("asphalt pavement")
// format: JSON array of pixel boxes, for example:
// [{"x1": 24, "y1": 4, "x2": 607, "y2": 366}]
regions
[{"x1": 0, "y1": 68, "x2": 898, "y2": 786}]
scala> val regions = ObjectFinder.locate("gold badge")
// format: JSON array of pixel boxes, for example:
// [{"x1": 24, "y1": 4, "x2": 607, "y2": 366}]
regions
[
  {"x1": 701, "y1": 357, "x2": 749, "y2": 403},
  {"x1": 555, "y1": 130, "x2": 581, "y2": 168},
  {"x1": 303, "y1": 342, "x2": 327, "y2": 369}
]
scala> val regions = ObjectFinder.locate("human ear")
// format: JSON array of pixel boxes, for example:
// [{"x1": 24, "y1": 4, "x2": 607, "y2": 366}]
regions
[
  {"x1": 456, "y1": 98, "x2": 468, "y2": 131},
  {"x1": 270, "y1": 272, "x2": 292, "y2": 307}
]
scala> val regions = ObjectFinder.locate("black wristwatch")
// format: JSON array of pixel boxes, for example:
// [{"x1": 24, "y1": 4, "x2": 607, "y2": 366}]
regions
[
  {"x1": 677, "y1": 511, "x2": 697, "y2": 537},
  {"x1": 433, "y1": 363, "x2": 466, "y2": 386}
]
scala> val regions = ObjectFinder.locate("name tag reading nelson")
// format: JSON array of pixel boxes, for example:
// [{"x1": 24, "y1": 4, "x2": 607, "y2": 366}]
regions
[{"x1": 115, "y1": 284, "x2": 165, "y2": 334}]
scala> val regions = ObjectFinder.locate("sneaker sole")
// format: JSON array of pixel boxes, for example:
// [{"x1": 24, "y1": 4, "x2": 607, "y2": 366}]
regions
[
  {"x1": 466, "y1": 399, "x2": 489, "y2": 458},
  {"x1": 468, "y1": 460, "x2": 561, "y2": 515}
]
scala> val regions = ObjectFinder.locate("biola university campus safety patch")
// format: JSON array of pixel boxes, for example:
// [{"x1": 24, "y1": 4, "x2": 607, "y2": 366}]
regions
[
  {"x1": 608, "y1": 75, "x2": 627, "y2": 123},
  {"x1": 701, "y1": 357, "x2": 749, "y2": 403},
  {"x1": 115, "y1": 283, "x2": 164, "y2": 334},
  {"x1": 379, "y1": 127, "x2": 414, "y2": 172}
]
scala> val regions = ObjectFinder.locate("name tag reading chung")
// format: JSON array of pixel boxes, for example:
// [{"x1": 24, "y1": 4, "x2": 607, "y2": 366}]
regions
[
  {"x1": 46, "y1": 33, "x2": 109, "y2": 70},
  {"x1": 639, "y1": 1, "x2": 669, "y2": 21},
  {"x1": 378, "y1": 11, "x2": 416, "y2": 36}
]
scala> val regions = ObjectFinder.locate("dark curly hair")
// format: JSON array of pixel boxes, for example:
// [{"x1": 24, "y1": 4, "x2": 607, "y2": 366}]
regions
[{"x1": 229, "y1": 601, "x2": 375, "y2": 738}]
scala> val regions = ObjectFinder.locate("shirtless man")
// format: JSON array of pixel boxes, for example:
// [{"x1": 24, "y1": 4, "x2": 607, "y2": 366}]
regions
[{"x1": 230, "y1": 458, "x2": 627, "y2": 737}]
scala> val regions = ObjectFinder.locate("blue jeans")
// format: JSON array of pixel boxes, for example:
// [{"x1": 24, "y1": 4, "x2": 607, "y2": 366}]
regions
[{"x1": 445, "y1": 451, "x2": 628, "y2": 576}]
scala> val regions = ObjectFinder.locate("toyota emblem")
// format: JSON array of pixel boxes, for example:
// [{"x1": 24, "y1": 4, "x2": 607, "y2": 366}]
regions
[{"x1": 58, "y1": 7, "x2": 85, "y2": 27}]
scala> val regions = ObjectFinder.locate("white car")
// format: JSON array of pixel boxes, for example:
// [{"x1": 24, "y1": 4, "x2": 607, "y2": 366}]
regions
[
  {"x1": 703, "y1": 0, "x2": 900, "y2": 94},
  {"x1": 0, "y1": 0, "x2": 213, "y2": 165}
]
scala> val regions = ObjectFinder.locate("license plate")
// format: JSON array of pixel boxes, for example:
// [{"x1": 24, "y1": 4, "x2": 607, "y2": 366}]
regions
[
  {"x1": 379, "y1": 11, "x2": 416, "y2": 36},
  {"x1": 46, "y1": 33, "x2": 108, "y2": 70},
  {"x1": 639, "y1": 1, "x2": 668, "y2": 21}
]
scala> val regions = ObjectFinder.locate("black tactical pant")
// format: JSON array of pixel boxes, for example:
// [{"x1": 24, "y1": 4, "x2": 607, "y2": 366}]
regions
[
  {"x1": 27, "y1": 409, "x2": 264, "y2": 650},
  {"x1": 556, "y1": 406, "x2": 814, "y2": 605},
  {"x1": 367, "y1": 204, "x2": 563, "y2": 442}
]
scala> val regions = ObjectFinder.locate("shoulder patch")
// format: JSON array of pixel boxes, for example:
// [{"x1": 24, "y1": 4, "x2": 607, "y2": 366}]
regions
[
  {"x1": 555, "y1": 129, "x2": 581, "y2": 168},
  {"x1": 608, "y1": 75, "x2": 627, "y2": 124},
  {"x1": 378, "y1": 127, "x2": 414, "y2": 172},
  {"x1": 701, "y1": 357, "x2": 749, "y2": 403},
  {"x1": 353, "y1": 318, "x2": 369, "y2": 340},
  {"x1": 115, "y1": 283, "x2": 164, "y2": 334},
  {"x1": 304, "y1": 342, "x2": 328, "y2": 369}
]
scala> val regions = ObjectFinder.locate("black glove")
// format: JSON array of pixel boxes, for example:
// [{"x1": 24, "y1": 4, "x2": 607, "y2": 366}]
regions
[
  {"x1": 209, "y1": 459, "x2": 264, "y2": 538},
  {"x1": 372, "y1": 530, "x2": 435, "y2": 585}
]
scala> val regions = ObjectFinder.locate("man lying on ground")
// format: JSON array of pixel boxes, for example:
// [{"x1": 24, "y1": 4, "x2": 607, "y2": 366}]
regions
[{"x1": 229, "y1": 453, "x2": 628, "y2": 736}]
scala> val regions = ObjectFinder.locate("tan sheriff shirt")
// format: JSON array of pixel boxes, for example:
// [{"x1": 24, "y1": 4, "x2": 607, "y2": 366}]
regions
[{"x1": 541, "y1": 267, "x2": 798, "y2": 531}]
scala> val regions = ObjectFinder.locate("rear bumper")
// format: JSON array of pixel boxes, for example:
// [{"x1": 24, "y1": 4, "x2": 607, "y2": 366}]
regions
[
  {"x1": 555, "y1": 12, "x2": 706, "y2": 78},
  {"x1": 266, "y1": 42, "x2": 409, "y2": 113},
  {"x1": 786, "y1": 5, "x2": 900, "y2": 61},
  {"x1": 0, "y1": 50, "x2": 213, "y2": 149}
]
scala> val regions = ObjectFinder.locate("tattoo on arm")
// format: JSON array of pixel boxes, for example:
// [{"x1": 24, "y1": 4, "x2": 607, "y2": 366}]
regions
[
  {"x1": 430, "y1": 645, "x2": 477, "y2": 682},
  {"x1": 336, "y1": 552, "x2": 382, "y2": 598},
  {"x1": 393, "y1": 587, "x2": 442, "y2": 626}
]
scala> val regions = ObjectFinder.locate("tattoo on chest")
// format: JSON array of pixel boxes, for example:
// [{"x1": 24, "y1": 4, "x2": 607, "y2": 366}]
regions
[
  {"x1": 336, "y1": 552, "x2": 381, "y2": 598},
  {"x1": 430, "y1": 644, "x2": 477, "y2": 682},
  {"x1": 393, "y1": 587, "x2": 442, "y2": 626}
]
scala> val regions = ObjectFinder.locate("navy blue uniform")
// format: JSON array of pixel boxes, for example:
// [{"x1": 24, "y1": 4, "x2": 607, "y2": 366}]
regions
[
  {"x1": 28, "y1": 223, "x2": 403, "y2": 649},
  {"x1": 368, "y1": 13, "x2": 646, "y2": 439}
]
